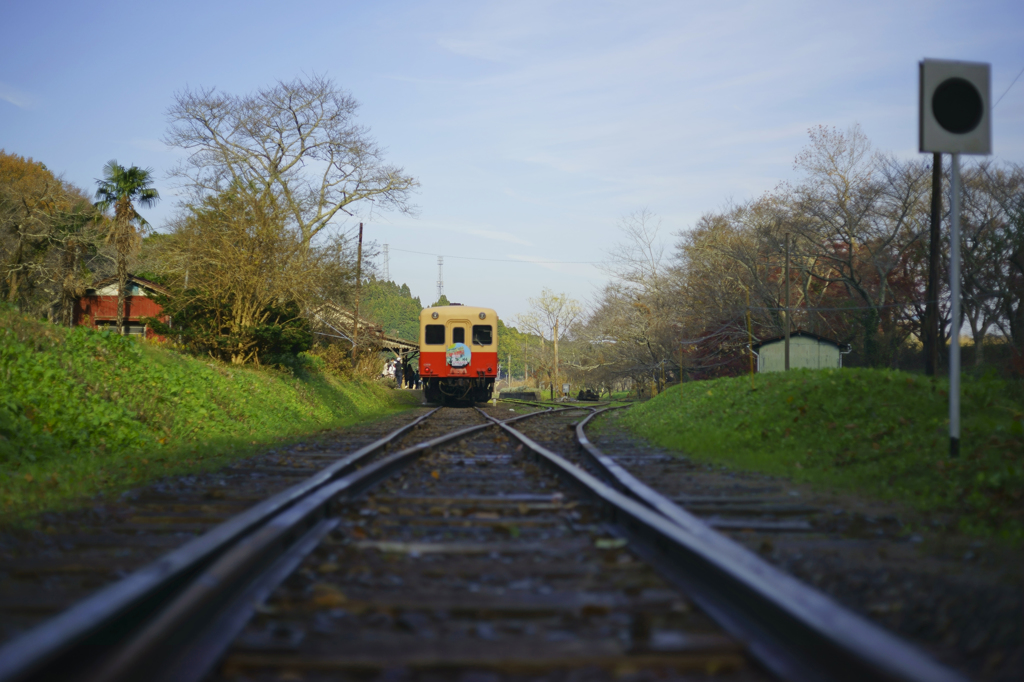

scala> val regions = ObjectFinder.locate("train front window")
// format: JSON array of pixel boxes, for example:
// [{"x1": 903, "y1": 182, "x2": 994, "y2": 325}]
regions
[
  {"x1": 452, "y1": 327, "x2": 465, "y2": 344},
  {"x1": 425, "y1": 325, "x2": 445, "y2": 344},
  {"x1": 472, "y1": 325, "x2": 492, "y2": 345}
]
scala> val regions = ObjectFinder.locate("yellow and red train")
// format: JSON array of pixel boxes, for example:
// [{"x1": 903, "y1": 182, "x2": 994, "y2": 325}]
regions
[{"x1": 419, "y1": 304, "x2": 498, "y2": 404}]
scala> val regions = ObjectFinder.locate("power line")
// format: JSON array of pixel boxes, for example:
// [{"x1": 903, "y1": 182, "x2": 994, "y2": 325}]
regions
[
  {"x1": 994, "y1": 62, "x2": 1024, "y2": 109},
  {"x1": 749, "y1": 301, "x2": 930, "y2": 312},
  {"x1": 389, "y1": 247, "x2": 601, "y2": 264}
]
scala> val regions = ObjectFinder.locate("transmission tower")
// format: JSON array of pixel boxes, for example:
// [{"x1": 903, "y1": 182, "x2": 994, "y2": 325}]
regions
[
  {"x1": 436, "y1": 256, "x2": 444, "y2": 301},
  {"x1": 382, "y1": 244, "x2": 389, "y2": 281}
]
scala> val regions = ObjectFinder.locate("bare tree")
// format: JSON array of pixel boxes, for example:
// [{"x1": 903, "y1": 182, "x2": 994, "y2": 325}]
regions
[
  {"x1": 601, "y1": 208, "x2": 666, "y2": 292},
  {"x1": 515, "y1": 289, "x2": 583, "y2": 398},
  {"x1": 791, "y1": 126, "x2": 929, "y2": 364},
  {"x1": 975, "y1": 162, "x2": 1024, "y2": 353},
  {"x1": 573, "y1": 127, "x2": 1021, "y2": 382},
  {"x1": 957, "y1": 161, "x2": 1010, "y2": 363},
  {"x1": 165, "y1": 74, "x2": 418, "y2": 248},
  {"x1": 592, "y1": 209, "x2": 684, "y2": 389}
]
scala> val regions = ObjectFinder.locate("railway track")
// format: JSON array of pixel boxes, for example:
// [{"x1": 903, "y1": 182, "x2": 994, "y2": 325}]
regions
[
  {"x1": 566, "y1": 410, "x2": 1022, "y2": 681},
  {"x1": 0, "y1": 410, "x2": 445, "y2": 645},
  {"x1": 0, "y1": 403, "x2": 967, "y2": 682}
]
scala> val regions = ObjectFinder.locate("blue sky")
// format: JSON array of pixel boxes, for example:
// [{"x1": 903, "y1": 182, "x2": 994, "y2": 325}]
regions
[{"x1": 2, "y1": 0, "x2": 1023, "y2": 321}]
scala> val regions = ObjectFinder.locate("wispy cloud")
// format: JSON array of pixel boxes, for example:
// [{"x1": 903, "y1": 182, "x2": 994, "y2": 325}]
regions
[
  {"x1": 0, "y1": 82, "x2": 33, "y2": 109},
  {"x1": 436, "y1": 38, "x2": 519, "y2": 63}
]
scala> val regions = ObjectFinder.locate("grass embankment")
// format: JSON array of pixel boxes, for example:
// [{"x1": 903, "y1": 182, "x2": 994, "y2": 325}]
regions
[
  {"x1": 622, "y1": 368, "x2": 1024, "y2": 541},
  {"x1": 1, "y1": 308, "x2": 416, "y2": 518}
]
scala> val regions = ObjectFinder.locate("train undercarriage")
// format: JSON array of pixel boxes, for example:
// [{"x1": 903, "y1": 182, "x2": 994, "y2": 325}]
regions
[{"x1": 423, "y1": 377, "x2": 495, "y2": 406}]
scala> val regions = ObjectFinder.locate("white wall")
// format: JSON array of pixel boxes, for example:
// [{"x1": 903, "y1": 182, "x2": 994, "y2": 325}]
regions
[{"x1": 758, "y1": 336, "x2": 840, "y2": 372}]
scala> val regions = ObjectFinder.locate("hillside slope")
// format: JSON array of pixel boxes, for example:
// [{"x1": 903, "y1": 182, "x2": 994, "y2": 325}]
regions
[
  {"x1": 622, "y1": 368, "x2": 1024, "y2": 540},
  {"x1": 1, "y1": 308, "x2": 414, "y2": 517}
]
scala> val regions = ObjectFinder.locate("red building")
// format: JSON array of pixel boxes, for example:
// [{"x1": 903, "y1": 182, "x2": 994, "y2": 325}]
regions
[{"x1": 74, "y1": 275, "x2": 171, "y2": 339}]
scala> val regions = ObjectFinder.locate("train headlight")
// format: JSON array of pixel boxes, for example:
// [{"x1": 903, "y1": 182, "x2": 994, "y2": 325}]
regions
[
  {"x1": 431, "y1": 312, "x2": 439, "y2": 319},
  {"x1": 478, "y1": 312, "x2": 486, "y2": 319}
]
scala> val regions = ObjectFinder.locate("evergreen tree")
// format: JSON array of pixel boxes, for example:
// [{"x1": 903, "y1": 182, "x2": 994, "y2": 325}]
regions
[{"x1": 361, "y1": 278, "x2": 422, "y2": 341}]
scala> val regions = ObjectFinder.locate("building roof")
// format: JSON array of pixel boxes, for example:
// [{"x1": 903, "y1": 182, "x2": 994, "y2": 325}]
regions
[
  {"x1": 752, "y1": 330, "x2": 846, "y2": 351},
  {"x1": 86, "y1": 274, "x2": 171, "y2": 297},
  {"x1": 310, "y1": 302, "x2": 419, "y2": 353}
]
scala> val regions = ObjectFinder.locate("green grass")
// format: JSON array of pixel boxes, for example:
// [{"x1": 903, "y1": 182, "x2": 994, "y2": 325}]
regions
[
  {"x1": 621, "y1": 368, "x2": 1024, "y2": 542},
  {"x1": 0, "y1": 307, "x2": 417, "y2": 519}
]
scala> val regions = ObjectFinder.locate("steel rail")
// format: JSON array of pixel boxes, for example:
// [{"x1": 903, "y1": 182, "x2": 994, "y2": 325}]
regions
[
  {"x1": 502, "y1": 406, "x2": 582, "y2": 422},
  {"x1": 0, "y1": 408, "x2": 442, "y2": 682},
  {"x1": 497, "y1": 397, "x2": 608, "y2": 409},
  {"x1": 83, "y1": 418, "x2": 501, "y2": 682},
  {"x1": 0, "y1": 405, "x2": 573, "y2": 682},
  {"x1": 496, "y1": 397, "x2": 555, "y2": 408},
  {"x1": 480, "y1": 409, "x2": 968, "y2": 682},
  {"x1": 96, "y1": 406, "x2": 577, "y2": 682}
]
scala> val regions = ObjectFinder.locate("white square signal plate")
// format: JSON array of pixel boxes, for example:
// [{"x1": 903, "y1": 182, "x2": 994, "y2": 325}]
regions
[{"x1": 920, "y1": 59, "x2": 991, "y2": 155}]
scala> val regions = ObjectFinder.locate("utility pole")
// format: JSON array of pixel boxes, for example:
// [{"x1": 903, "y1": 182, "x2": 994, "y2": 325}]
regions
[
  {"x1": 925, "y1": 153, "x2": 942, "y2": 376},
  {"x1": 540, "y1": 337, "x2": 548, "y2": 398},
  {"x1": 352, "y1": 223, "x2": 363, "y2": 353},
  {"x1": 746, "y1": 287, "x2": 755, "y2": 389},
  {"x1": 524, "y1": 341, "x2": 529, "y2": 383},
  {"x1": 679, "y1": 333, "x2": 685, "y2": 384},
  {"x1": 676, "y1": 320, "x2": 686, "y2": 387},
  {"x1": 949, "y1": 154, "x2": 962, "y2": 458},
  {"x1": 382, "y1": 243, "x2": 389, "y2": 282},
  {"x1": 553, "y1": 318, "x2": 559, "y2": 400},
  {"x1": 784, "y1": 232, "x2": 791, "y2": 371}
]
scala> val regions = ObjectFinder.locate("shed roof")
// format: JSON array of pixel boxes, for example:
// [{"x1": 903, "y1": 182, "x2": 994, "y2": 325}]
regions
[
  {"x1": 310, "y1": 302, "x2": 419, "y2": 353},
  {"x1": 752, "y1": 330, "x2": 846, "y2": 351},
  {"x1": 86, "y1": 274, "x2": 171, "y2": 297}
]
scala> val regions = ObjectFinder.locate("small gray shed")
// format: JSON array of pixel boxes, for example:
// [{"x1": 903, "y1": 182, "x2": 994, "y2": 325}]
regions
[{"x1": 752, "y1": 331, "x2": 848, "y2": 373}]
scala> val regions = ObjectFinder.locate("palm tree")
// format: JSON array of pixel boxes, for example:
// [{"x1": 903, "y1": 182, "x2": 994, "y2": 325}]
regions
[{"x1": 94, "y1": 161, "x2": 159, "y2": 334}]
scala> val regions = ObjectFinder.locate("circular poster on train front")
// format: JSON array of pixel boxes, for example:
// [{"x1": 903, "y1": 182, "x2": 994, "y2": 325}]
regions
[{"x1": 446, "y1": 343, "x2": 471, "y2": 367}]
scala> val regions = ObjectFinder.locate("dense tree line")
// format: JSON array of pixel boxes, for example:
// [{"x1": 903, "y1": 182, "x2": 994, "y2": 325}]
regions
[
  {"x1": 360, "y1": 278, "x2": 423, "y2": 342},
  {"x1": 525, "y1": 126, "x2": 1024, "y2": 396},
  {"x1": 0, "y1": 151, "x2": 106, "y2": 324},
  {"x1": 3, "y1": 74, "x2": 419, "y2": 369},
  {"x1": 666, "y1": 126, "x2": 1024, "y2": 376},
  {"x1": 13, "y1": 109, "x2": 1021, "y2": 385}
]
